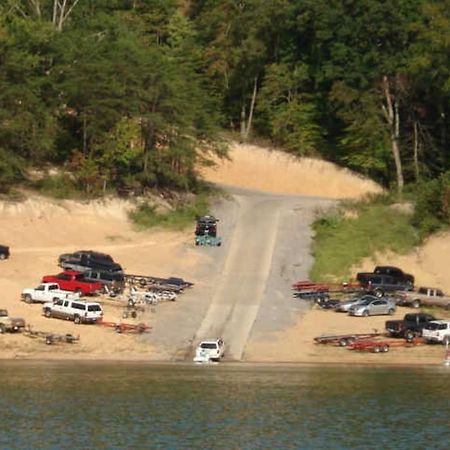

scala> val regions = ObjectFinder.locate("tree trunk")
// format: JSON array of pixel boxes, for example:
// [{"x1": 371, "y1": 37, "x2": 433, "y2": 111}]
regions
[
  {"x1": 244, "y1": 76, "x2": 258, "y2": 140},
  {"x1": 381, "y1": 75, "x2": 404, "y2": 194},
  {"x1": 240, "y1": 103, "x2": 246, "y2": 140},
  {"x1": 413, "y1": 120, "x2": 420, "y2": 181},
  {"x1": 82, "y1": 112, "x2": 88, "y2": 156}
]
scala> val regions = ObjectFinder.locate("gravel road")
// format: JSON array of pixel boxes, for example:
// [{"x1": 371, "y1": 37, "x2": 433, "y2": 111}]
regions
[{"x1": 147, "y1": 186, "x2": 335, "y2": 361}]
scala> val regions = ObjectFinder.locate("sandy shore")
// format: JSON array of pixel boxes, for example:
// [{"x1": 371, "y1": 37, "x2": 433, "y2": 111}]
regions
[{"x1": 1, "y1": 142, "x2": 449, "y2": 365}]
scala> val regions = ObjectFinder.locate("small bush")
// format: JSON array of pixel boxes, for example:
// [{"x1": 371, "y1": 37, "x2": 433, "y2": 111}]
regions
[
  {"x1": 35, "y1": 174, "x2": 83, "y2": 199},
  {"x1": 129, "y1": 193, "x2": 210, "y2": 230}
]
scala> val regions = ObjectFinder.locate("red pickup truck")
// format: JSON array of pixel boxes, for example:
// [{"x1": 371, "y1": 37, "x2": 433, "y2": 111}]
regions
[{"x1": 42, "y1": 270, "x2": 102, "y2": 295}]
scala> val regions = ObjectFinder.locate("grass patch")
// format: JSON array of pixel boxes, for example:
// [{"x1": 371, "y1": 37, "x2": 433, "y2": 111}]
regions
[
  {"x1": 310, "y1": 198, "x2": 421, "y2": 282},
  {"x1": 34, "y1": 174, "x2": 85, "y2": 200},
  {"x1": 129, "y1": 192, "x2": 211, "y2": 231}
]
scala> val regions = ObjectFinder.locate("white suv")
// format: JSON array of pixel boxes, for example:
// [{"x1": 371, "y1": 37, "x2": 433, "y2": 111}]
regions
[
  {"x1": 194, "y1": 338, "x2": 225, "y2": 363},
  {"x1": 43, "y1": 299, "x2": 103, "y2": 324},
  {"x1": 422, "y1": 320, "x2": 450, "y2": 345}
]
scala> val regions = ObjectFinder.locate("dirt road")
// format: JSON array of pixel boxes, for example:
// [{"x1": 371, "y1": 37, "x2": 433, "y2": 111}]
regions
[{"x1": 189, "y1": 187, "x2": 334, "y2": 360}]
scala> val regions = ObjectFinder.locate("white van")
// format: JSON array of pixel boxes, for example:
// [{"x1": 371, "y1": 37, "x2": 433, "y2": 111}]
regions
[
  {"x1": 43, "y1": 299, "x2": 103, "y2": 324},
  {"x1": 422, "y1": 320, "x2": 450, "y2": 345}
]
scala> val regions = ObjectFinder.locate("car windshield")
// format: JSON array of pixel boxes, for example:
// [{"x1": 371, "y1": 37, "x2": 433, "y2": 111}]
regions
[
  {"x1": 200, "y1": 343, "x2": 217, "y2": 349},
  {"x1": 358, "y1": 298, "x2": 373, "y2": 306}
]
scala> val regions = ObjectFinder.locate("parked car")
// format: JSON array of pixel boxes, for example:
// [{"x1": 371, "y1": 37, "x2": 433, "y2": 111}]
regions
[
  {"x1": 357, "y1": 266, "x2": 414, "y2": 287},
  {"x1": 335, "y1": 295, "x2": 378, "y2": 313},
  {"x1": 360, "y1": 274, "x2": 413, "y2": 297},
  {"x1": 422, "y1": 320, "x2": 450, "y2": 345},
  {"x1": 58, "y1": 250, "x2": 123, "y2": 274},
  {"x1": 42, "y1": 270, "x2": 103, "y2": 295},
  {"x1": 193, "y1": 338, "x2": 225, "y2": 362},
  {"x1": 81, "y1": 270, "x2": 125, "y2": 294},
  {"x1": 385, "y1": 313, "x2": 437, "y2": 340},
  {"x1": 21, "y1": 283, "x2": 80, "y2": 304},
  {"x1": 374, "y1": 266, "x2": 414, "y2": 285},
  {"x1": 0, "y1": 309, "x2": 25, "y2": 333},
  {"x1": 43, "y1": 298, "x2": 103, "y2": 324},
  {"x1": 348, "y1": 297, "x2": 396, "y2": 317},
  {"x1": 397, "y1": 287, "x2": 450, "y2": 310},
  {"x1": 0, "y1": 245, "x2": 10, "y2": 260}
]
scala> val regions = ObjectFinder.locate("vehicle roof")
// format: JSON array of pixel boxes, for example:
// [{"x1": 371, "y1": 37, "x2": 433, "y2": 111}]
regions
[
  {"x1": 199, "y1": 338, "x2": 222, "y2": 343},
  {"x1": 428, "y1": 320, "x2": 450, "y2": 324}
]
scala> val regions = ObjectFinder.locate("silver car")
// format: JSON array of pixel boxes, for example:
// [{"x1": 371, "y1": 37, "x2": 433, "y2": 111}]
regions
[
  {"x1": 335, "y1": 295, "x2": 378, "y2": 313},
  {"x1": 348, "y1": 297, "x2": 396, "y2": 317}
]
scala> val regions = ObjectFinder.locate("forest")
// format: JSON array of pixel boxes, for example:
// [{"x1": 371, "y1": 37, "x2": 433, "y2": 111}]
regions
[{"x1": 0, "y1": 0, "x2": 449, "y2": 208}]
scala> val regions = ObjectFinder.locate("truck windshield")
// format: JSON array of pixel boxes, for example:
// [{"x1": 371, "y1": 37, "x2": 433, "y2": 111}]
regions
[{"x1": 200, "y1": 343, "x2": 218, "y2": 349}]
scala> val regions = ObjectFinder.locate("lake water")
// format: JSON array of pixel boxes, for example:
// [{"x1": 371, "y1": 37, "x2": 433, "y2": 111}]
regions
[{"x1": 0, "y1": 362, "x2": 448, "y2": 449}]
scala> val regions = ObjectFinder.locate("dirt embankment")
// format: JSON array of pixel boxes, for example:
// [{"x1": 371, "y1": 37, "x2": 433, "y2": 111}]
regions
[{"x1": 1, "y1": 141, "x2": 448, "y2": 365}]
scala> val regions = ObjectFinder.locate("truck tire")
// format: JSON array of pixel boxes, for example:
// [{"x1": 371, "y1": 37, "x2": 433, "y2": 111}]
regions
[
  {"x1": 44, "y1": 309, "x2": 52, "y2": 318},
  {"x1": 74, "y1": 315, "x2": 82, "y2": 324},
  {"x1": 75, "y1": 288, "x2": 83, "y2": 296},
  {"x1": 24, "y1": 294, "x2": 32, "y2": 304},
  {"x1": 443, "y1": 336, "x2": 450, "y2": 346},
  {"x1": 412, "y1": 299, "x2": 420, "y2": 309},
  {"x1": 0, "y1": 324, "x2": 6, "y2": 333},
  {"x1": 0, "y1": 253, "x2": 6, "y2": 260},
  {"x1": 405, "y1": 330, "x2": 415, "y2": 342},
  {"x1": 374, "y1": 289, "x2": 384, "y2": 298},
  {"x1": 381, "y1": 344, "x2": 389, "y2": 352}
]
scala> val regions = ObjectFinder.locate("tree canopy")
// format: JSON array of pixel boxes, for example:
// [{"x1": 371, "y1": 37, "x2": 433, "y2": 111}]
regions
[{"x1": 0, "y1": 0, "x2": 449, "y2": 194}]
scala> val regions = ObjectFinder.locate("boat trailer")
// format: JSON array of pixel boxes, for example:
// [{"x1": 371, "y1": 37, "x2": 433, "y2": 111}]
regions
[{"x1": 97, "y1": 320, "x2": 151, "y2": 334}]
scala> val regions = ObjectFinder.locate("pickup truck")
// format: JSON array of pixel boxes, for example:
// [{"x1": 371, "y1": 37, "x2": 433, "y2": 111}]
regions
[
  {"x1": 0, "y1": 309, "x2": 25, "y2": 333},
  {"x1": 21, "y1": 283, "x2": 81, "y2": 304},
  {"x1": 397, "y1": 287, "x2": 450, "y2": 309},
  {"x1": 385, "y1": 313, "x2": 437, "y2": 341},
  {"x1": 42, "y1": 270, "x2": 103, "y2": 296},
  {"x1": 357, "y1": 266, "x2": 414, "y2": 287}
]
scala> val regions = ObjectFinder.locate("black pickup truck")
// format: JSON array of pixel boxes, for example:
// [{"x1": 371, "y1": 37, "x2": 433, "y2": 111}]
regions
[{"x1": 385, "y1": 313, "x2": 436, "y2": 341}]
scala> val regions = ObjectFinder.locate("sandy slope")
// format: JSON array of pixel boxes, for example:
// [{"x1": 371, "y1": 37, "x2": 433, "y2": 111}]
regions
[
  {"x1": 1, "y1": 142, "x2": 448, "y2": 365},
  {"x1": 201, "y1": 142, "x2": 382, "y2": 199}
]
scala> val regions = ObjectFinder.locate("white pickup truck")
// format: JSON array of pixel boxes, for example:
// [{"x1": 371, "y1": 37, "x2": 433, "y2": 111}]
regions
[{"x1": 21, "y1": 283, "x2": 80, "y2": 304}]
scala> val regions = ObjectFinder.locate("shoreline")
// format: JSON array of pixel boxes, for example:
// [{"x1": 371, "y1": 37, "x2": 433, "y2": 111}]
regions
[{"x1": 0, "y1": 354, "x2": 447, "y2": 368}]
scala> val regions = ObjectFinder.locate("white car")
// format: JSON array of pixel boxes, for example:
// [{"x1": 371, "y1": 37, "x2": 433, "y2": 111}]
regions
[
  {"x1": 422, "y1": 320, "x2": 450, "y2": 345},
  {"x1": 43, "y1": 298, "x2": 103, "y2": 324},
  {"x1": 193, "y1": 339, "x2": 225, "y2": 363}
]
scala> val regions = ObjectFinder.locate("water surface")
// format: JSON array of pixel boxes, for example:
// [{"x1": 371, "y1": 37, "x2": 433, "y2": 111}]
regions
[{"x1": 0, "y1": 362, "x2": 448, "y2": 449}]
